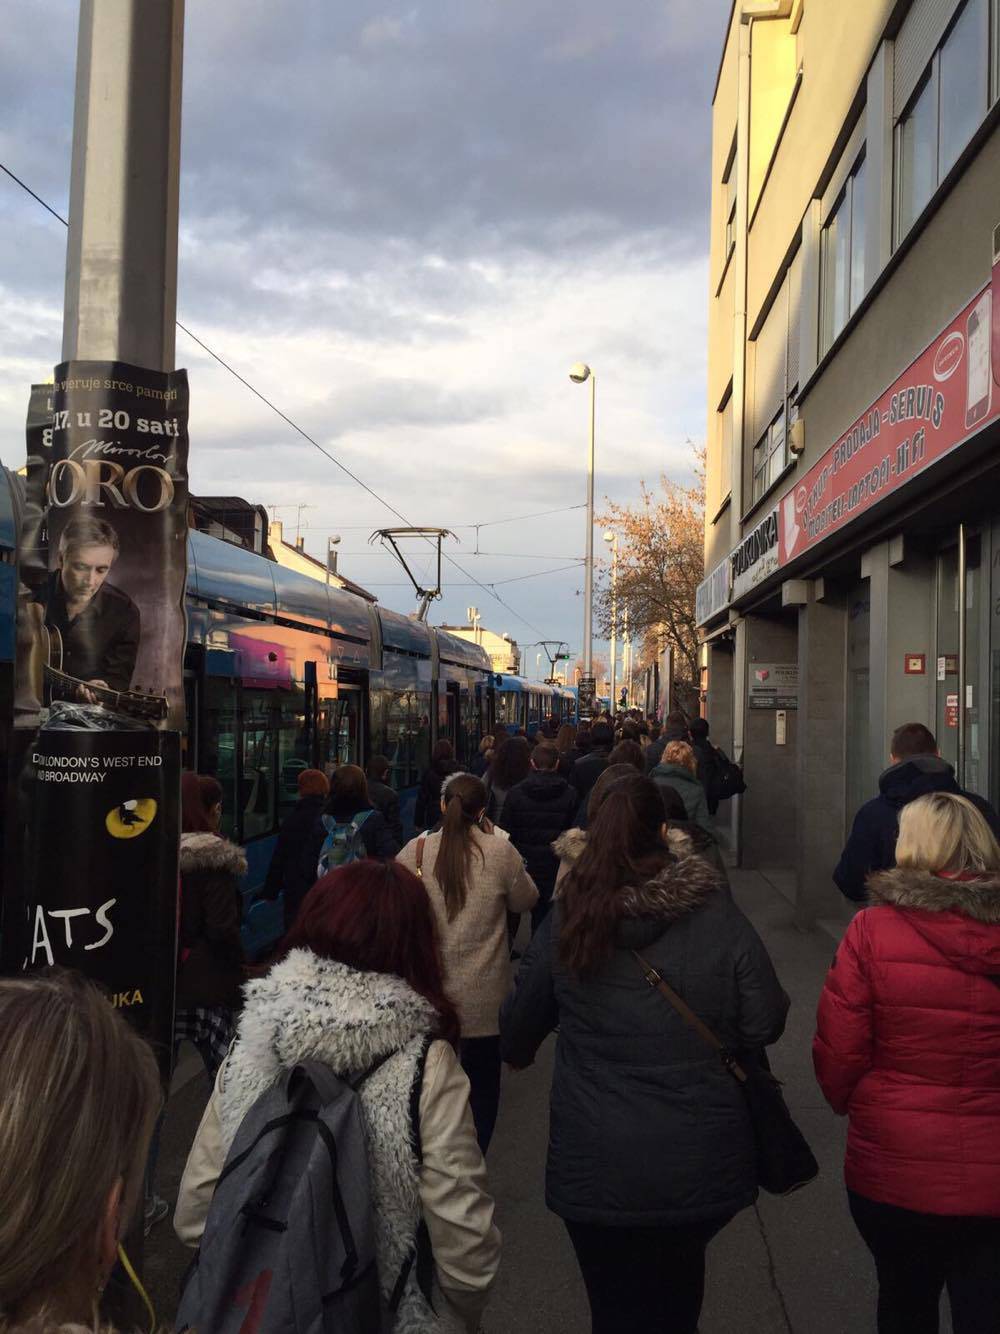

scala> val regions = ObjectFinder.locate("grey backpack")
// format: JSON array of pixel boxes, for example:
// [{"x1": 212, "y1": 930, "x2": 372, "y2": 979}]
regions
[{"x1": 176, "y1": 1054, "x2": 428, "y2": 1334}]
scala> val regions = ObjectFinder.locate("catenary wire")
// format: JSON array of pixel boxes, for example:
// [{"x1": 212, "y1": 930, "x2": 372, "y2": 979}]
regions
[{"x1": 1, "y1": 160, "x2": 556, "y2": 636}]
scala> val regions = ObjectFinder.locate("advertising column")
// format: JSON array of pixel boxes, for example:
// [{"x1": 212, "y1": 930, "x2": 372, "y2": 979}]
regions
[{"x1": 8, "y1": 362, "x2": 188, "y2": 1077}]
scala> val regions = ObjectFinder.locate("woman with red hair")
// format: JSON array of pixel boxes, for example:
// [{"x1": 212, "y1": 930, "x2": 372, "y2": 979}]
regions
[{"x1": 175, "y1": 859, "x2": 501, "y2": 1332}]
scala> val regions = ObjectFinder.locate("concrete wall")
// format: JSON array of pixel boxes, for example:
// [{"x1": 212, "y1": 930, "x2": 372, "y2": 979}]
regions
[
  {"x1": 794, "y1": 582, "x2": 848, "y2": 926},
  {"x1": 741, "y1": 611, "x2": 798, "y2": 873}
]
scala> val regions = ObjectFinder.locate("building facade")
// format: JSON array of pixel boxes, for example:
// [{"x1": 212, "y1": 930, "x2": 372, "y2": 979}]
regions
[
  {"x1": 699, "y1": 0, "x2": 1000, "y2": 929},
  {"x1": 438, "y1": 625, "x2": 521, "y2": 674}
]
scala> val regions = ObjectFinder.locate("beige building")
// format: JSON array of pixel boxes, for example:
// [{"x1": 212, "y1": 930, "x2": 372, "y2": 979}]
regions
[
  {"x1": 268, "y1": 519, "x2": 376, "y2": 602},
  {"x1": 439, "y1": 624, "x2": 521, "y2": 674},
  {"x1": 699, "y1": 0, "x2": 1000, "y2": 928}
]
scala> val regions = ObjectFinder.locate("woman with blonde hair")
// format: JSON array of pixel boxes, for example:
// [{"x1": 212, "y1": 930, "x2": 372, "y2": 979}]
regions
[
  {"x1": 398, "y1": 773, "x2": 537, "y2": 1151},
  {"x1": 0, "y1": 971, "x2": 160, "y2": 1330},
  {"x1": 650, "y1": 739, "x2": 712, "y2": 833},
  {"x1": 815, "y1": 791, "x2": 1000, "y2": 1333}
]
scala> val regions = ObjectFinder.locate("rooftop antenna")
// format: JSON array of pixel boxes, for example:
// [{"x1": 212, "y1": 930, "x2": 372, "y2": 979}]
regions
[{"x1": 370, "y1": 527, "x2": 456, "y2": 621}]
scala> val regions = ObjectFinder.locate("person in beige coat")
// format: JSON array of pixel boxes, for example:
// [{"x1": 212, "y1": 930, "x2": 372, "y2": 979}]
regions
[
  {"x1": 174, "y1": 861, "x2": 500, "y2": 1334},
  {"x1": 398, "y1": 772, "x2": 538, "y2": 1153}
]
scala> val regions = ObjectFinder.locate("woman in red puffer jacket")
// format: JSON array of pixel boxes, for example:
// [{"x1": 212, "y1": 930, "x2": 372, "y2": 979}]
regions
[{"x1": 814, "y1": 791, "x2": 1000, "y2": 1334}]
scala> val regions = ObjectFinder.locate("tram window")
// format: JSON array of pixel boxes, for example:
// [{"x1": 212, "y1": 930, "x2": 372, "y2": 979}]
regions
[
  {"x1": 241, "y1": 691, "x2": 276, "y2": 841},
  {"x1": 385, "y1": 690, "x2": 415, "y2": 788},
  {"x1": 276, "y1": 686, "x2": 308, "y2": 819},
  {"x1": 201, "y1": 678, "x2": 238, "y2": 840},
  {"x1": 413, "y1": 691, "x2": 431, "y2": 777}
]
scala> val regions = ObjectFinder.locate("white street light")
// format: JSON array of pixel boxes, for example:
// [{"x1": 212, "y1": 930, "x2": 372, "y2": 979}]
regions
[
  {"x1": 603, "y1": 529, "x2": 618, "y2": 712},
  {"x1": 569, "y1": 363, "x2": 596, "y2": 706}
]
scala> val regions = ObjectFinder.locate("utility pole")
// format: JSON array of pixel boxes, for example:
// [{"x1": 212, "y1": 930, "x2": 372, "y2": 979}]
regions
[{"x1": 63, "y1": 0, "x2": 185, "y2": 369}]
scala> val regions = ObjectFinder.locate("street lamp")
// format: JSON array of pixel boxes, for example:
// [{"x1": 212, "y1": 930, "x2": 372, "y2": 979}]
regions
[
  {"x1": 569, "y1": 362, "x2": 596, "y2": 694},
  {"x1": 603, "y1": 530, "x2": 618, "y2": 712}
]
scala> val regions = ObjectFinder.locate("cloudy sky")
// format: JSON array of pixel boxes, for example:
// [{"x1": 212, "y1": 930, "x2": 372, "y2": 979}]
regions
[{"x1": 0, "y1": 0, "x2": 729, "y2": 669}]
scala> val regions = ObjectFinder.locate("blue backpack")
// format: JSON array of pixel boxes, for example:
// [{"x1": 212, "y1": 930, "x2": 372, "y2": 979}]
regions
[{"x1": 317, "y1": 810, "x2": 373, "y2": 877}]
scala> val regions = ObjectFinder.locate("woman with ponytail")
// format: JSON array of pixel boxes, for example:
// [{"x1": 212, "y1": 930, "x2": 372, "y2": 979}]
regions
[
  {"x1": 500, "y1": 773, "x2": 788, "y2": 1334},
  {"x1": 398, "y1": 774, "x2": 538, "y2": 1151}
]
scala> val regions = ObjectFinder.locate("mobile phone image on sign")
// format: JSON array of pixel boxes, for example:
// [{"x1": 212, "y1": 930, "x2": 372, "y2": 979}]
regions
[{"x1": 966, "y1": 289, "x2": 992, "y2": 430}]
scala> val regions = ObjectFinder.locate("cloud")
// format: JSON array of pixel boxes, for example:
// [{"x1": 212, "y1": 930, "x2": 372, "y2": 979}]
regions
[{"x1": 0, "y1": 0, "x2": 729, "y2": 647}]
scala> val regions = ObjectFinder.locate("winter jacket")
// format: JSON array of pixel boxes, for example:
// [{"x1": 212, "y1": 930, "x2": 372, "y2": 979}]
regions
[
  {"x1": 499, "y1": 850, "x2": 788, "y2": 1226},
  {"x1": 568, "y1": 746, "x2": 611, "y2": 806},
  {"x1": 833, "y1": 754, "x2": 1000, "y2": 901},
  {"x1": 499, "y1": 771, "x2": 577, "y2": 901},
  {"x1": 262, "y1": 794, "x2": 326, "y2": 901},
  {"x1": 177, "y1": 833, "x2": 246, "y2": 1011},
  {"x1": 650, "y1": 762, "x2": 712, "y2": 834},
  {"x1": 643, "y1": 723, "x2": 691, "y2": 774},
  {"x1": 368, "y1": 777, "x2": 405, "y2": 847},
  {"x1": 284, "y1": 800, "x2": 399, "y2": 927},
  {"x1": 671, "y1": 820, "x2": 731, "y2": 893},
  {"x1": 174, "y1": 949, "x2": 501, "y2": 1332},
  {"x1": 397, "y1": 828, "x2": 538, "y2": 1037},
  {"x1": 415, "y1": 759, "x2": 460, "y2": 830},
  {"x1": 814, "y1": 867, "x2": 1000, "y2": 1217}
]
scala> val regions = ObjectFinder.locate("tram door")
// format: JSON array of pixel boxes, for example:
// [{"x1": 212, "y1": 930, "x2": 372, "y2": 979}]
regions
[
  {"x1": 445, "y1": 683, "x2": 460, "y2": 760},
  {"x1": 319, "y1": 683, "x2": 365, "y2": 772}
]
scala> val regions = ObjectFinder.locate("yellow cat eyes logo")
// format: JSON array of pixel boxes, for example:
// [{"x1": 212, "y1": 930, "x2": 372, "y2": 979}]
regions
[{"x1": 106, "y1": 798, "x2": 158, "y2": 839}]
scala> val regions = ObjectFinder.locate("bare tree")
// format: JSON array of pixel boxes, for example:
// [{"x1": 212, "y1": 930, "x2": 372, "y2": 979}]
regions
[{"x1": 596, "y1": 453, "x2": 704, "y2": 710}]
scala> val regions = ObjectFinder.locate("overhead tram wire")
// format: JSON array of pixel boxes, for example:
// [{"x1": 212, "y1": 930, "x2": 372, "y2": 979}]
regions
[
  {"x1": 1, "y1": 160, "x2": 548, "y2": 637},
  {"x1": 276, "y1": 502, "x2": 587, "y2": 533}
]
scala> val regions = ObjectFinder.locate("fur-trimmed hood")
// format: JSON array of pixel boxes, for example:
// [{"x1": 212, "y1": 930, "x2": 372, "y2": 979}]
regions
[
  {"x1": 552, "y1": 828, "x2": 720, "y2": 949},
  {"x1": 867, "y1": 867, "x2": 1000, "y2": 973},
  {"x1": 179, "y1": 831, "x2": 247, "y2": 877},
  {"x1": 553, "y1": 825, "x2": 694, "y2": 873}
]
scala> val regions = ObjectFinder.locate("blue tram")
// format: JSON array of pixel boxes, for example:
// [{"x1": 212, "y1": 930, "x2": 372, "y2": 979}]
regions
[{"x1": 0, "y1": 468, "x2": 591, "y2": 953}]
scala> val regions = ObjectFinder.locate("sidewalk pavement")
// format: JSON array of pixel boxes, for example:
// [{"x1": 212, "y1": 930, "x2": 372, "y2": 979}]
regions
[{"x1": 144, "y1": 869, "x2": 954, "y2": 1333}]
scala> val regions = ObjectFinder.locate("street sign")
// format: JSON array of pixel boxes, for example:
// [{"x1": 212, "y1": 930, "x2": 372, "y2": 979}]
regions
[{"x1": 578, "y1": 675, "x2": 597, "y2": 717}]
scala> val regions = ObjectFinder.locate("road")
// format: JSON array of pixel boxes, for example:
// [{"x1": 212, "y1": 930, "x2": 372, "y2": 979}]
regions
[{"x1": 144, "y1": 870, "x2": 954, "y2": 1333}]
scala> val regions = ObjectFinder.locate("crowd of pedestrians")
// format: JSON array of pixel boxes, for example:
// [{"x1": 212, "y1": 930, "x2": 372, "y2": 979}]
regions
[{"x1": 3, "y1": 708, "x2": 1000, "y2": 1334}]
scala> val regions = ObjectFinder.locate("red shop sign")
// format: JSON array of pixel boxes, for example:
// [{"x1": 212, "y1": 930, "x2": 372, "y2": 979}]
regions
[{"x1": 779, "y1": 284, "x2": 997, "y2": 565}]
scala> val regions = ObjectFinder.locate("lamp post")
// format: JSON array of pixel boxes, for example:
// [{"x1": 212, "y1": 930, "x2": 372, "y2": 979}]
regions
[
  {"x1": 603, "y1": 530, "x2": 618, "y2": 712},
  {"x1": 569, "y1": 363, "x2": 596, "y2": 684}
]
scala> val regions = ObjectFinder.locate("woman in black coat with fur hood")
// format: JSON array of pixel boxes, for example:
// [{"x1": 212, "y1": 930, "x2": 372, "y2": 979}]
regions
[
  {"x1": 500, "y1": 773, "x2": 788, "y2": 1334},
  {"x1": 177, "y1": 772, "x2": 247, "y2": 1077}
]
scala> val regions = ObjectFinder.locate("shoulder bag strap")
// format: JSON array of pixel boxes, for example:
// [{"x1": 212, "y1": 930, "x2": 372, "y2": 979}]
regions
[
  {"x1": 415, "y1": 836, "x2": 426, "y2": 877},
  {"x1": 632, "y1": 950, "x2": 747, "y2": 1084}
]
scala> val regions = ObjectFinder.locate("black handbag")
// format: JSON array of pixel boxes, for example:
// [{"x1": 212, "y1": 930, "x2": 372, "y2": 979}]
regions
[{"x1": 633, "y1": 950, "x2": 818, "y2": 1196}]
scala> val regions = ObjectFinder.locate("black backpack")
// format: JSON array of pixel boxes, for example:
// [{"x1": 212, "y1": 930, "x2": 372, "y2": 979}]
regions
[
  {"x1": 709, "y1": 747, "x2": 747, "y2": 803},
  {"x1": 176, "y1": 1049, "x2": 432, "y2": 1334}
]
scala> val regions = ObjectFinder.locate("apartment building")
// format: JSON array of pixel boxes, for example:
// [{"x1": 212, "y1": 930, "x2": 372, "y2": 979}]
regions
[{"x1": 698, "y1": 0, "x2": 1000, "y2": 928}]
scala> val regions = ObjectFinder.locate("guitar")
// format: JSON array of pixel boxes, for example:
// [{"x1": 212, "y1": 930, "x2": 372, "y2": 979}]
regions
[
  {"x1": 44, "y1": 662, "x2": 169, "y2": 722},
  {"x1": 18, "y1": 593, "x2": 169, "y2": 723}
]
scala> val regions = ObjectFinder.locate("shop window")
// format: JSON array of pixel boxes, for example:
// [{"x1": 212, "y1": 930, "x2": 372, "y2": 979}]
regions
[
  {"x1": 820, "y1": 154, "x2": 866, "y2": 354},
  {"x1": 752, "y1": 409, "x2": 787, "y2": 505},
  {"x1": 894, "y1": 0, "x2": 989, "y2": 247}
]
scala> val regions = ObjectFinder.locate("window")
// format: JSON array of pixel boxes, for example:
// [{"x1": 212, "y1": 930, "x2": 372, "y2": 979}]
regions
[
  {"x1": 752, "y1": 409, "x2": 787, "y2": 505},
  {"x1": 895, "y1": 0, "x2": 989, "y2": 246},
  {"x1": 722, "y1": 137, "x2": 737, "y2": 261},
  {"x1": 820, "y1": 154, "x2": 866, "y2": 354},
  {"x1": 717, "y1": 386, "x2": 733, "y2": 508},
  {"x1": 748, "y1": 247, "x2": 800, "y2": 509}
]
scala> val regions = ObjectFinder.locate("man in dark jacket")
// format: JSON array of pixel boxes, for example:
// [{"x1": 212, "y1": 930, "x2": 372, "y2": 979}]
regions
[
  {"x1": 644, "y1": 710, "x2": 691, "y2": 773},
  {"x1": 365, "y1": 754, "x2": 404, "y2": 846},
  {"x1": 263, "y1": 769, "x2": 330, "y2": 927},
  {"x1": 688, "y1": 717, "x2": 723, "y2": 814},
  {"x1": 834, "y1": 722, "x2": 1000, "y2": 902},
  {"x1": 501, "y1": 742, "x2": 577, "y2": 931},
  {"x1": 569, "y1": 721, "x2": 614, "y2": 808}
]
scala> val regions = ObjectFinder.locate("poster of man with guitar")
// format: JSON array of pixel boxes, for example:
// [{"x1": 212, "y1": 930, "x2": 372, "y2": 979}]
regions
[{"x1": 45, "y1": 516, "x2": 140, "y2": 701}]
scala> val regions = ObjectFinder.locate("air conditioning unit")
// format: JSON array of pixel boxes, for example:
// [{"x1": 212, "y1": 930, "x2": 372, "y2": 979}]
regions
[{"x1": 788, "y1": 416, "x2": 806, "y2": 456}]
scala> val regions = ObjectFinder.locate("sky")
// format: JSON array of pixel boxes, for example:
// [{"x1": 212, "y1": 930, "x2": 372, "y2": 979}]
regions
[{"x1": 0, "y1": 0, "x2": 730, "y2": 673}]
